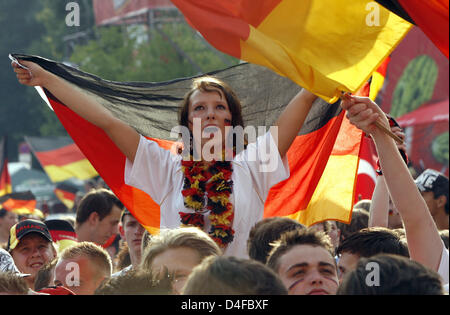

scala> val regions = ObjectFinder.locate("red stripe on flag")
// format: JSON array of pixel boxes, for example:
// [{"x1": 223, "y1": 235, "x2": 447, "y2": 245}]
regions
[
  {"x1": 171, "y1": 0, "x2": 284, "y2": 58},
  {"x1": 34, "y1": 144, "x2": 88, "y2": 167},
  {"x1": 46, "y1": 95, "x2": 161, "y2": 231},
  {"x1": 264, "y1": 112, "x2": 344, "y2": 217},
  {"x1": 398, "y1": 0, "x2": 449, "y2": 58}
]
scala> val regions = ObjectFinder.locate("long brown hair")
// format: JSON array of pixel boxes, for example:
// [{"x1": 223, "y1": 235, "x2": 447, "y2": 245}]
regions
[
  {"x1": 178, "y1": 76, "x2": 244, "y2": 131},
  {"x1": 178, "y1": 76, "x2": 246, "y2": 154}
]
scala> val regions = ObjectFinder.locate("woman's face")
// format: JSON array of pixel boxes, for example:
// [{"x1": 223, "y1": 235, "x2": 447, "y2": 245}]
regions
[{"x1": 187, "y1": 88, "x2": 232, "y2": 153}]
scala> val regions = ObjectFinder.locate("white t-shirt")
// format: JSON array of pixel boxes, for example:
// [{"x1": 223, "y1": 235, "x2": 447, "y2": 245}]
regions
[
  {"x1": 125, "y1": 131, "x2": 290, "y2": 258},
  {"x1": 438, "y1": 242, "x2": 449, "y2": 286}
]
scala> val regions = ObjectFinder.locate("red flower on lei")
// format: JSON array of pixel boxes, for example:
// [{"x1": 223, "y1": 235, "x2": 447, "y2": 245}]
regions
[{"x1": 179, "y1": 158, "x2": 235, "y2": 248}]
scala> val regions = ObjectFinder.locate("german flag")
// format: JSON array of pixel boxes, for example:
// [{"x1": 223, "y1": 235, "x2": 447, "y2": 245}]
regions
[
  {"x1": 0, "y1": 136, "x2": 12, "y2": 197},
  {"x1": 25, "y1": 136, "x2": 98, "y2": 183},
  {"x1": 12, "y1": 54, "x2": 366, "y2": 231},
  {"x1": 171, "y1": 0, "x2": 412, "y2": 102},
  {"x1": 54, "y1": 182, "x2": 78, "y2": 210},
  {"x1": 375, "y1": 0, "x2": 449, "y2": 58},
  {"x1": 0, "y1": 191, "x2": 37, "y2": 215}
]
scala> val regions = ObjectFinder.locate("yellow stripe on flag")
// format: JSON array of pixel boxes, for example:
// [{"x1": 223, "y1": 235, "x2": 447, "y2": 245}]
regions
[
  {"x1": 369, "y1": 71, "x2": 385, "y2": 101},
  {"x1": 239, "y1": 0, "x2": 411, "y2": 102},
  {"x1": 0, "y1": 184, "x2": 12, "y2": 197},
  {"x1": 44, "y1": 159, "x2": 98, "y2": 182},
  {"x1": 287, "y1": 154, "x2": 360, "y2": 226}
]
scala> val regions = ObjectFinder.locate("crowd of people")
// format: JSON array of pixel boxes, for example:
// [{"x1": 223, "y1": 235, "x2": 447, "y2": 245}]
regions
[{"x1": 0, "y1": 59, "x2": 448, "y2": 295}]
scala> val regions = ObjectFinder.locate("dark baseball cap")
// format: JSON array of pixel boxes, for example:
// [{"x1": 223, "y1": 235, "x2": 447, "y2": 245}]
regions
[
  {"x1": 415, "y1": 169, "x2": 449, "y2": 196},
  {"x1": 7, "y1": 219, "x2": 53, "y2": 252}
]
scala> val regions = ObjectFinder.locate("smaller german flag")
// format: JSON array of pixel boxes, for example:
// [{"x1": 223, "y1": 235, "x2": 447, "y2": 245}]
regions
[
  {"x1": 0, "y1": 136, "x2": 12, "y2": 197},
  {"x1": 25, "y1": 136, "x2": 98, "y2": 183},
  {"x1": 54, "y1": 182, "x2": 78, "y2": 210},
  {"x1": 0, "y1": 191, "x2": 37, "y2": 215}
]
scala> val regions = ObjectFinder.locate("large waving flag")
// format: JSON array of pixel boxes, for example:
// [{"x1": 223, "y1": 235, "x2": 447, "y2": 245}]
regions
[
  {"x1": 0, "y1": 136, "x2": 12, "y2": 197},
  {"x1": 25, "y1": 136, "x2": 98, "y2": 183},
  {"x1": 12, "y1": 54, "x2": 362, "y2": 231},
  {"x1": 375, "y1": 0, "x2": 449, "y2": 58},
  {"x1": 170, "y1": 0, "x2": 412, "y2": 102}
]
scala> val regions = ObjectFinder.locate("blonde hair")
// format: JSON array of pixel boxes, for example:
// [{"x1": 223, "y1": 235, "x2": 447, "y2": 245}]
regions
[
  {"x1": 140, "y1": 227, "x2": 221, "y2": 271},
  {"x1": 182, "y1": 256, "x2": 287, "y2": 295},
  {"x1": 60, "y1": 241, "x2": 113, "y2": 278}
]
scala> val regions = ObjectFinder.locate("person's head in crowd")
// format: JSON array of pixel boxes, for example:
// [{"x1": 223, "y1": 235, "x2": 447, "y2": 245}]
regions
[
  {"x1": 115, "y1": 242, "x2": 131, "y2": 273},
  {"x1": 84, "y1": 179, "x2": 97, "y2": 193},
  {"x1": 44, "y1": 219, "x2": 78, "y2": 254},
  {"x1": 0, "y1": 272, "x2": 29, "y2": 295},
  {"x1": 439, "y1": 229, "x2": 449, "y2": 249},
  {"x1": 183, "y1": 256, "x2": 287, "y2": 295},
  {"x1": 247, "y1": 217, "x2": 305, "y2": 264},
  {"x1": 388, "y1": 198, "x2": 403, "y2": 229},
  {"x1": 119, "y1": 209, "x2": 145, "y2": 269},
  {"x1": 6, "y1": 219, "x2": 57, "y2": 290},
  {"x1": 337, "y1": 253, "x2": 444, "y2": 295},
  {"x1": 53, "y1": 241, "x2": 112, "y2": 295},
  {"x1": 104, "y1": 233, "x2": 121, "y2": 268},
  {"x1": 309, "y1": 220, "x2": 341, "y2": 254},
  {"x1": 0, "y1": 248, "x2": 22, "y2": 274},
  {"x1": 141, "y1": 228, "x2": 152, "y2": 254},
  {"x1": 415, "y1": 169, "x2": 449, "y2": 230},
  {"x1": 140, "y1": 227, "x2": 221, "y2": 294},
  {"x1": 267, "y1": 229, "x2": 339, "y2": 295},
  {"x1": 34, "y1": 258, "x2": 57, "y2": 291},
  {"x1": 0, "y1": 209, "x2": 18, "y2": 245},
  {"x1": 336, "y1": 227, "x2": 409, "y2": 282},
  {"x1": 75, "y1": 188, "x2": 123, "y2": 245},
  {"x1": 19, "y1": 209, "x2": 45, "y2": 222},
  {"x1": 336, "y1": 208, "x2": 369, "y2": 242},
  {"x1": 178, "y1": 76, "x2": 245, "y2": 151},
  {"x1": 95, "y1": 269, "x2": 173, "y2": 295},
  {"x1": 392, "y1": 228, "x2": 406, "y2": 239},
  {"x1": 353, "y1": 199, "x2": 372, "y2": 213}
]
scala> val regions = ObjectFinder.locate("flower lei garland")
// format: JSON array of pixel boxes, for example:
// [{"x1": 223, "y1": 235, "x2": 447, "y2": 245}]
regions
[{"x1": 180, "y1": 158, "x2": 234, "y2": 248}]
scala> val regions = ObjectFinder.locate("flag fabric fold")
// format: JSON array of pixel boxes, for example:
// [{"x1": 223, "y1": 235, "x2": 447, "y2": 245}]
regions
[
  {"x1": 375, "y1": 0, "x2": 449, "y2": 58},
  {"x1": 54, "y1": 182, "x2": 79, "y2": 210},
  {"x1": 25, "y1": 136, "x2": 98, "y2": 183},
  {"x1": 0, "y1": 191, "x2": 37, "y2": 215},
  {"x1": 0, "y1": 137, "x2": 12, "y2": 197},
  {"x1": 171, "y1": 0, "x2": 412, "y2": 102},
  {"x1": 12, "y1": 53, "x2": 362, "y2": 231}
]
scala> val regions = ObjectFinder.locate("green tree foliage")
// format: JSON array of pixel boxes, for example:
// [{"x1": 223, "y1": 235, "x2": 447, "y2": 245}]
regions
[
  {"x1": 0, "y1": 0, "x2": 52, "y2": 160},
  {"x1": 69, "y1": 22, "x2": 239, "y2": 82},
  {"x1": 390, "y1": 55, "x2": 438, "y2": 118},
  {"x1": 1, "y1": 2, "x2": 237, "y2": 161},
  {"x1": 432, "y1": 132, "x2": 449, "y2": 165}
]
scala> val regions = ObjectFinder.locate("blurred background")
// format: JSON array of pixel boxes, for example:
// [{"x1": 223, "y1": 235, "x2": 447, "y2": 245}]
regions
[{"x1": 0, "y1": 0, "x2": 448, "y2": 215}]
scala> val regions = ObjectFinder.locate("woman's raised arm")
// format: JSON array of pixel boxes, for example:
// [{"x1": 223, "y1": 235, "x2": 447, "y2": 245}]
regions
[
  {"x1": 12, "y1": 60, "x2": 140, "y2": 163},
  {"x1": 273, "y1": 89, "x2": 317, "y2": 158}
]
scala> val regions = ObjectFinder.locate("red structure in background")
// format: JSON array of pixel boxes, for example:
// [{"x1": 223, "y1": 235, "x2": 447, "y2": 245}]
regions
[
  {"x1": 93, "y1": 0, "x2": 175, "y2": 25},
  {"x1": 355, "y1": 26, "x2": 448, "y2": 202},
  {"x1": 378, "y1": 27, "x2": 449, "y2": 177}
]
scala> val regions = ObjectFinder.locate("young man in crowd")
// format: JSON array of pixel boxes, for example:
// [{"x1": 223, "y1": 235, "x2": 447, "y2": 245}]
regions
[
  {"x1": 53, "y1": 241, "x2": 113, "y2": 295},
  {"x1": 415, "y1": 169, "x2": 449, "y2": 230},
  {"x1": 112, "y1": 209, "x2": 145, "y2": 277},
  {"x1": 336, "y1": 227, "x2": 409, "y2": 281},
  {"x1": 0, "y1": 209, "x2": 18, "y2": 246},
  {"x1": 75, "y1": 188, "x2": 123, "y2": 246},
  {"x1": 266, "y1": 229, "x2": 339, "y2": 295}
]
